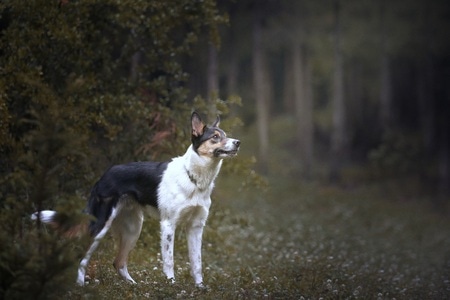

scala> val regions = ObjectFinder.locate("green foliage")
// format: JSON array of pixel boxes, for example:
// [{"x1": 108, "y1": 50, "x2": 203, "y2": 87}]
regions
[
  {"x1": 368, "y1": 131, "x2": 424, "y2": 178},
  {"x1": 0, "y1": 223, "x2": 81, "y2": 299},
  {"x1": 0, "y1": 0, "x2": 228, "y2": 298},
  {"x1": 193, "y1": 95, "x2": 268, "y2": 190}
]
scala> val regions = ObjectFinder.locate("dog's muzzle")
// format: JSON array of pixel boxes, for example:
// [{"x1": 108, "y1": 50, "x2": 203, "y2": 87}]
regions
[{"x1": 214, "y1": 139, "x2": 241, "y2": 158}]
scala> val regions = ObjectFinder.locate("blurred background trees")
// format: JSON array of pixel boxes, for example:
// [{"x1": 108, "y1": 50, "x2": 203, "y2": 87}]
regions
[
  {"x1": 1, "y1": 0, "x2": 449, "y2": 297},
  {"x1": 187, "y1": 0, "x2": 449, "y2": 197}
]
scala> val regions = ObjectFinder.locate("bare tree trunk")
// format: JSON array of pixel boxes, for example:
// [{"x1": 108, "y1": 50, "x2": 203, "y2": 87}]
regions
[
  {"x1": 417, "y1": 0, "x2": 436, "y2": 158},
  {"x1": 347, "y1": 63, "x2": 363, "y2": 136},
  {"x1": 227, "y1": 50, "x2": 238, "y2": 96},
  {"x1": 253, "y1": 17, "x2": 270, "y2": 173},
  {"x1": 225, "y1": 36, "x2": 240, "y2": 118},
  {"x1": 292, "y1": 40, "x2": 313, "y2": 178},
  {"x1": 379, "y1": 0, "x2": 392, "y2": 131},
  {"x1": 438, "y1": 123, "x2": 450, "y2": 198},
  {"x1": 330, "y1": 0, "x2": 346, "y2": 183},
  {"x1": 283, "y1": 51, "x2": 294, "y2": 112},
  {"x1": 379, "y1": 56, "x2": 392, "y2": 129},
  {"x1": 129, "y1": 51, "x2": 142, "y2": 83},
  {"x1": 207, "y1": 44, "x2": 219, "y2": 117},
  {"x1": 417, "y1": 56, "x2": 435, "y2": 157},
  {"x1": 304, "y1": 50, "x2": 314, "y2": 178}
]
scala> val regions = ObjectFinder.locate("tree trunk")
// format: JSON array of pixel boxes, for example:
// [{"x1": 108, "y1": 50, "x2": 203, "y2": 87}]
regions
[
  {"x1": 304, "y1": 50, "x2": 314, "y2": 178},
  {"x1": 129, "y1": 51, "x2": 142, "y2": 83},
  {"x1": 379, "y1": 55, "x2": 392, "y2": 130},
  {"x1": 283, "y1": 51, "x2": 294, "y2": 112},
  {"x1": 207, "y1": 44, "x2": 219, "y2": 117},
  {"x1": 330, "y1": 0, "x2": 346, "y2": 183},
  {"x1": 292, "y1": 40, "x2": 313, "y2": 178},
  {"x1": 417, "y1": 56, "x2": 435, "y2": 157},
  {"x1": 252, "y1": 17, "x2": 270, "y2": 173},
  {"x1": 417, "y1": 0, "x2": 436, "y2": 158},
  {"x1": 438, "y1": 122, "x2": 450, "y2": 198},
  {"x1": 379, "y1": 0, "x2": 392, "y2": 131},
  {"x1": 227, "y1": 54, "x2": 238, "y2": 96},
  {"x1": 347, "y1": 63, "x2": 363, "y2": 136}
]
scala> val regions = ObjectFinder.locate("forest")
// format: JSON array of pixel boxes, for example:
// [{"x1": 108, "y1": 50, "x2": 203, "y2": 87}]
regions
[{"x1": 1, "y1": 0, "x2": 449, "y2": 299}]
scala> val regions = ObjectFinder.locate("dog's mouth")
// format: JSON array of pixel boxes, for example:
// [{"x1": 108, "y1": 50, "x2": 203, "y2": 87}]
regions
[{"x1": 214, "y1": 148, "x2": 239, "y2": 157}]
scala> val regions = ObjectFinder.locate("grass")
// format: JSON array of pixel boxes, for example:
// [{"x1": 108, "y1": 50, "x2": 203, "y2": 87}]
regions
[
  {"x1": 63, "y1": 176, "x2": 450, "y2": 299},
  {"x1": 62, "y1": 116, "x2": 449, "y2": 299}
]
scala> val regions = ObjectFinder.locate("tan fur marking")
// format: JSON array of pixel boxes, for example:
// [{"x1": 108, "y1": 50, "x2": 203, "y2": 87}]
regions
[
  {"x1": 197, "y1": 131, "x2": 228, "y2": 157},
  {"x1": 197, "y1": 141, "x2": 221, "y2": 157}
]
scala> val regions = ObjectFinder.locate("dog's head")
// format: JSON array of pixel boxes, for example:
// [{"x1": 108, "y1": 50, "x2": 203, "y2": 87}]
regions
[{"x1": 191, "y1": 112, "x2": 240, "y2": 159}]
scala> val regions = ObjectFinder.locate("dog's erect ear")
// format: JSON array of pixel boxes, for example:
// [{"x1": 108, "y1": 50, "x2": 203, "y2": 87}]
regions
[
  {"x1": 212, "y1": 115, "x2": 220, "y2": 128},
  {"x1": 191, "y1": 112, "x2": 205, "y2": 137}
]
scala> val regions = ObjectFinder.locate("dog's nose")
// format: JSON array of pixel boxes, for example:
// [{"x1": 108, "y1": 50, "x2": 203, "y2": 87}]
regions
[{"x1": 233, "y1": 140, "x2": 241, "y2": 147}]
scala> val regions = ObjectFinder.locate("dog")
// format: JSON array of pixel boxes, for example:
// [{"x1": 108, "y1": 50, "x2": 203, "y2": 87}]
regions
[{"x1": 32, "y1": 112, "x2": 240, "y2": 287}]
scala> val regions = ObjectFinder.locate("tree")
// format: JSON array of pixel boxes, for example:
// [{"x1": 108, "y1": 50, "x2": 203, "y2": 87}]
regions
[
  {"x1": 286, "y1": 0, "x2": 318, "y2": 179},
  {"x1": 252, "y1": 8, "x2": 270, "y2": 173},
  {"x1": 292, "y1": 40, "x2": 314, "y2": 178},
  {"x1": 0, "y1": 0, "x2": 225, "y2": 297},
  {"x1": 379, "y1": 0, "x2": 393, "y2": 131},
  {"x1": 206, "y1": 43, "x2": 222, "y2": 119},
  {"x1": 330, "y1": 0, "x2": 346, "y2": 183}
]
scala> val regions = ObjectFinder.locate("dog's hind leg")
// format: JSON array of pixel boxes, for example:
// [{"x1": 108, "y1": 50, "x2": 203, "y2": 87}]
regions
[
  {"x1": 77, "y1": 203, "x2": 123, "y2": 286},
  {"x1": 112, "y1": 204, "x2": 143, "y2": 284}
]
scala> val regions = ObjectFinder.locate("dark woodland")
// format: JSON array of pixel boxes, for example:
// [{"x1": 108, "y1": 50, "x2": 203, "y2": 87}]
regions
[{"x1": 1, "y1": 0, "x2": 449, "y2": 298}]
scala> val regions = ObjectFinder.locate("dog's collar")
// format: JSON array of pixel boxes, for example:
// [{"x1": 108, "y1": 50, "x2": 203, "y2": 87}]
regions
[
  {"x1": 185, "y1": 166, "x2": 210, "y2": 192},
  {"x1": 185, "y1": 167, "x2": 197, "y2": 186}
]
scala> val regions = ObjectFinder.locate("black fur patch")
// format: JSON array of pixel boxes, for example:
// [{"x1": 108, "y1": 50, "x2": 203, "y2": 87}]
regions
[
  {"x1": 87, "y1": 161, "x2": 169, "y2": 235},
  {"x1": 192, "y1": 126, "x2": 226, "y2": 154}
]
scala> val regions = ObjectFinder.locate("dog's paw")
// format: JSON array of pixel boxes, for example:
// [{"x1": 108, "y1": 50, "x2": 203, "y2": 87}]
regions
[
  {"x1": 166, "y1": 277, "x2": 176, "y2": 284},
  {"x1": 195, "y1": 282, "x2": 207, "y2": 289},
  {"x1": 76, "y1": 277, "x2": 85, "y2": 286}
]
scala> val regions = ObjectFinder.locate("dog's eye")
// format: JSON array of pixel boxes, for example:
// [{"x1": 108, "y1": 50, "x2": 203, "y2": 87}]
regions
[{"x1": 213, "y1": 134, "x2": 220, "y2": 140}]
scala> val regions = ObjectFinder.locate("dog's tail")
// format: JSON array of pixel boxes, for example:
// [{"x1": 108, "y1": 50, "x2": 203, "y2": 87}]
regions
[
  {"x1": 31, "y1": 210, "x2": 57, "y2": 224},
  {"x1": 31, "y1": 210, "x2": 89, "y2": 238}
]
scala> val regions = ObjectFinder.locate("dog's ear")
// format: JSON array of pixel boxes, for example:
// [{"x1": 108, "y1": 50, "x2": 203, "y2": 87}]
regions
[
  {"x1": 212, "y1": 115, "x2": 220, "y2": 128},
  {"x1": 191, "y1": 112, "x2": 205, "y2": 137}
]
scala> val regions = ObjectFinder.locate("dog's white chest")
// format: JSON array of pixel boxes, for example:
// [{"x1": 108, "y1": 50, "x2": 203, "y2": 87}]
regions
[{"x1": 157, "y1": 149, "x2": 220, "y2": 221}]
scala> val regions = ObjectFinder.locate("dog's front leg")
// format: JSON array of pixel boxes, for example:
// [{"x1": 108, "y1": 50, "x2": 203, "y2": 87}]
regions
[
  {"x1": 160, "y1": 219, "x2": 176, "y2": 282},
  {"x1": 187, "y1": 223, "x2": 205, "y2": 287}
]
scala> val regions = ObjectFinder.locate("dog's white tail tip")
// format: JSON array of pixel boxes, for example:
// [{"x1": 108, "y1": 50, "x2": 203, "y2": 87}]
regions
[{"x1": 31, "y1": 210, "x2": 57, "y2": 223}]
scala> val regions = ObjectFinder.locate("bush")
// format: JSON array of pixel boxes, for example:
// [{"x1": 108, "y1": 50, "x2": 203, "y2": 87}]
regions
[
  {"x1": 368, "y1": 131, "x2": 424, "y2": 178},
  {"x1": 0, "y1": 0, "x2": 226, "y2": 298}
]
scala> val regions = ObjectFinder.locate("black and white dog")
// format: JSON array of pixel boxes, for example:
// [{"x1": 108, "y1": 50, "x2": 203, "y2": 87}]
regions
[{"x1": 33, "y1": 112, "x2": 240, "y2": 287}]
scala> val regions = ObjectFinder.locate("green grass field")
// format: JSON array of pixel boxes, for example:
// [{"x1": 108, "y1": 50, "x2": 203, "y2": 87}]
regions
[
  {"x1": 63, "y1": 118, "x2": 449, "y2": 299},
  {"x1": 64, "y1": 176, "x2": 449, "y2": 299}
]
